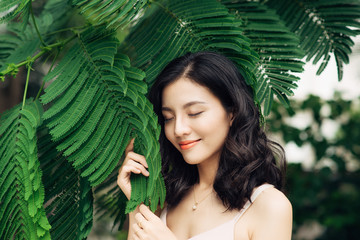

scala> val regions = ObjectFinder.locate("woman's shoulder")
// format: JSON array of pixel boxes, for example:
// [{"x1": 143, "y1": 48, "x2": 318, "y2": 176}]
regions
[
  {"x1": 247, "y1": 186, "x2": 293, "y2": 239},
  {"x1": 253, "y1": 186, "x2": 292, "y2": 214}
]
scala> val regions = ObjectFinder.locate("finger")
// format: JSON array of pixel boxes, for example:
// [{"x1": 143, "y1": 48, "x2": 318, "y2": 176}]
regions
[
  {"x1": 139, "y1": 204, "x2": 156, "y2": 221},
  {"x1": 125, "y1": 138, "x2": 135, "y2": 156},
  {"x1": 135, "y1": 212, "x2": 147, "y2": 229},
  {"x1": 133, "y1": 223, "x2": 141, "y2": 232},
  {"x1": 136, "y1": 229, "x2": 147, "y2": 240},
  {"x1": 133, "y1": 224, "x2": 146, "y2": 239},
  {"x1": 127, "y1": 160, "x2": 149, "y2": 176},
  {"x1": 132, "y1": 223, "x2": 142, "y2": 239},
  {"x1": 121, "y1": 165, "x2": 142, "y2": 175},
  {"x1": 127, "y1": 152, "x2": 149, "y2": 168}
]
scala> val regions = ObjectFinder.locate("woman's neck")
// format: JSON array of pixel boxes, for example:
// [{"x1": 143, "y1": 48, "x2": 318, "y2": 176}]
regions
[{"x1": 196, "y1": 158, "x2": 219, "y2": 188}]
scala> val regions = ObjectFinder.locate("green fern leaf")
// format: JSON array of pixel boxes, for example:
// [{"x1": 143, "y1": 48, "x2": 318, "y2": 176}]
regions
[
  {"x1": 0, "y1": 27, "x2": 41, "y2": 72},
  {"x1": 0, "y1": 0, "x2": 31, "y2": 28},
  {"x1": 0, "y1": 0, "x2": 73, "y2": 76},
  {"x1": 94, "y1": 172, "x2": 128, "y2": 230},
  {"x1": 0, "y1": 99, "x2": 51, "y2": 240},
  {"x1": 72, "y1": 0, "x2": 148, "y2": 29},
  {"x1": 41, "y1": 27, "x2": 164, "y2": 214},
  {"x1": 38, "y1": 129, "x2": 93, "y2": 239},
  {"x1": 122, "y1": 0, "x2": 258, "y2": 92},
  {"x1": 222, "y1": 0, "x2": 305, "y2": 115},
  {"x1": 266, "y1": 0, "x2": 360, "y2": 81}
]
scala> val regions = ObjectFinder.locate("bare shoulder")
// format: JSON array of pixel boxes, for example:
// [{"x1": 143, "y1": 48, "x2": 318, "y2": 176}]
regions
[
  {"x1": 247, "y1": 187, "x2": 293, "y2": 240},
  {"x1": 253, "y1": 187, "x2": 292, "y2": 215}
]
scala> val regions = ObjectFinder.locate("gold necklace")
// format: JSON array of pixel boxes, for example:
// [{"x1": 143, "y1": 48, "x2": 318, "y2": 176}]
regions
[{"x1": 192, "y1": 187, "x2": 213, "y2": 211}]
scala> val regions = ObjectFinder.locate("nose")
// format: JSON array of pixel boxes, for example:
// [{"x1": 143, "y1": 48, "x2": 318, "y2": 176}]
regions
[{"x1": 174, "y1": 116, "x2": 191, "y2": 137}]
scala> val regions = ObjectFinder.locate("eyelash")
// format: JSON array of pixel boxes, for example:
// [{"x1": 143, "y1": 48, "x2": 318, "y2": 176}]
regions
[
  {"x1": 189, "y1": 111, "x2": 203, "y2": 117},
  {"x1": 164, "y1": 117, "x2": 174, "y2": 123},
  {"x1": 164, "y1": 112, "x2": 203, "y2": 123}
]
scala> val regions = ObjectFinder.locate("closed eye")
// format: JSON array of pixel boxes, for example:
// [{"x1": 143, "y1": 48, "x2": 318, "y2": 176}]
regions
[
  {"x1": 189, "y1": 112, "x2": 203, "y2": 117},
  {"x1": 164, "y1": 117, "x2": 174, "y2": 123}
]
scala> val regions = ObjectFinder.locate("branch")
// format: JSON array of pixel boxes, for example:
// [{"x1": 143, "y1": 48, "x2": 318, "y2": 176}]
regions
[
  {"x1": 35, "y1": 48, "x2": 60, "y2": 101},
  {"x1": 0, "y1": 35, "x2": 77, "y2": 80},
  {"x1": 22, "y1": 61, "x2": 32, "y2": 109},
  {"x1": 29, "y1": 3, "x2": 46, "y2": 47}
]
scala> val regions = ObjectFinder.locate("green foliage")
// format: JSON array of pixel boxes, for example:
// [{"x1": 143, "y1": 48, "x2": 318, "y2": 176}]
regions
[
  {"x1": 268, "y1": 94, "x2": 360, "y2": 239},
  {"x1": 38, "y1": 128, "x2": 93, "y2": 239},
  {"x1": 72, "y1": 0, "x2": 148, "y2": 29},
  {"x1": 222, "y1": 0, "x2": 305, "y2": 115},
  {"x1": 0, "y1": 0, "x2": 72, "y2": 80},
  {"x1": 0, "y1": 100, "x2": 51, "y2": 239},
  {"x1": 0, "y1": 0, "x2": 359, "y2": 239},
  {"x1": 0, "y1": 0, "x2": 31, "y2": 29},
  {"x1": 266, "y1": 0, "x2": 360, "y2": 81},
  {"x1": 40, "y1": 26, "x2": 165, "y2": 212},
  {"x1": 94, "y1": 169, "x2": 128, "y2": 231},
  {"x1": 122, "y1": 0, "x2": 258, "y2": 88}
]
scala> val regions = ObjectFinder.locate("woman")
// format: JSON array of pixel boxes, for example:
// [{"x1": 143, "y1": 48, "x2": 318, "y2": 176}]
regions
[{"x1": 117, "y1": 51, "x2": 292, "y2": 240}]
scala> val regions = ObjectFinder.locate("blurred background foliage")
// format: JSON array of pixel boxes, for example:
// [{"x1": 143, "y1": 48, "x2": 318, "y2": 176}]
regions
[{"x1": 268, "y1": 93, "x2": 360, "y2": 240}]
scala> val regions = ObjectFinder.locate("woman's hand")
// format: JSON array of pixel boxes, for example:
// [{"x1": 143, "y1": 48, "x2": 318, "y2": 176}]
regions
[
  {"x1": 117, "y1": 139, "x2": 149, "y2": 200},
  {"x1": 117, "y1": 141, "x2": 174, "y2": 240},
  {"x1": 132, "y1": 204, "x2": 177, "y2": 240}
]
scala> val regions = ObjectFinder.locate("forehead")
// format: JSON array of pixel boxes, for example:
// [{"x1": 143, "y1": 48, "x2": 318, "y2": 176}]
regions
[{"x1": 161, "y1": 77, "x2": 217, "y2": 107}]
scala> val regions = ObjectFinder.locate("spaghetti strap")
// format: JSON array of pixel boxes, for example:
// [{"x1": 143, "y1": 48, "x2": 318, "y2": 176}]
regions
[{"x1": 233, "y1": 183, "x2": 274, "y2": 223}]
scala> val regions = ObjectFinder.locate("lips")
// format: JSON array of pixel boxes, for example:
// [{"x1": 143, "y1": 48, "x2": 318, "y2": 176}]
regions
[{"x1": 179, "y1": 139, "x2": 201, "y2": 150}]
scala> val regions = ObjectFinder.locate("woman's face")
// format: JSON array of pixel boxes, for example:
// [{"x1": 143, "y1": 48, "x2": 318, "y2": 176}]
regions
[{"x1": 161, "y1": 77, "x2": 233, "y2": 166}]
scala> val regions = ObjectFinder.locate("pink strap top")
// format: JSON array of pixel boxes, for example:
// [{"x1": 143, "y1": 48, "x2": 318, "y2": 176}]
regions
[{"x1": 160, "y1": 184, "x2": 274, "y2": 240}]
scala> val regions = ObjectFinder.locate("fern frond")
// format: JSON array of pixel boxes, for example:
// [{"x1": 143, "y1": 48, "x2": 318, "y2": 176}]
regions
[
  {"x1": 0, "y1": 99, "x2": 51, "y2": 240},
  {"x1": 72, "y1": 0, "x2": 148, "y2": 29},
  {"x1": 38, "y1": 128, "x2": 93, "y2": 239},
  {"x1": 41, "y1": 27, "x2": 164, "y2": 213},
  {"x1": 266, "y1": 0, "x2": 360, "y2": 81},
  {"x1": 0, "y1": 0, "x2": 73, "y2": 74},
  {"x1": 122, "y1": 0, "x2": 258, "y2": 90},
  {"x1": 94, "y1": 171, "x2": 128, "y2": 231},
  {"x1": 222, "y1": 0, "x2": 305, "y2": 115},
  {"x1": 0, "y1": 25, "x2": 41, "y2": 73},
  {"x1": 0, "y1": 0, "x2": 31, "y2": 28}
]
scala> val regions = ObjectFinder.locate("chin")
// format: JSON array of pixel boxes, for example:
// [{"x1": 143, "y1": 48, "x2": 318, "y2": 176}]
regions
[{"x1": 182, "y1": 155, "x2": 206, "y2": 165}]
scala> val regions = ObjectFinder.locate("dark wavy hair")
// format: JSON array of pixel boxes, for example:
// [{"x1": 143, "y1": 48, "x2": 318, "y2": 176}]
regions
[{"x1": 148, "y1": 51, "x2": 286, "y2": 211}]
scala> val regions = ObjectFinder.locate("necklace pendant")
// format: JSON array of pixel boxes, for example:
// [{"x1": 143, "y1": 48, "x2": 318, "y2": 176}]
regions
[{"x1": 192, "y1": 203, "x2": 198, "y2": 211}]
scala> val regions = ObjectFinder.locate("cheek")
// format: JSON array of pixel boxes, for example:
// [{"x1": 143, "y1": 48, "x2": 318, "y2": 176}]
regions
[
  {"x1": 164, "y1": 124, "x2": 174, "y2": 142},
  {"x1": 204, "y1": 116, "x2": 231, "y2": 140},
  {"x1": 202, "y1": 114, "x2": 230, "y2": 131}
]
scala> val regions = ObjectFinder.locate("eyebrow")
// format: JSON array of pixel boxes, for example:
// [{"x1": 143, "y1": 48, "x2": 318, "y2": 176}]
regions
[{"x1": 162, "y1": 101, "x2": 207, "y2": 112}]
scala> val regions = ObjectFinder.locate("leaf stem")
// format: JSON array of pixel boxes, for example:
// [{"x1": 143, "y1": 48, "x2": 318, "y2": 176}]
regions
[
  {"x1": 1, "y1": 35, "x2": 76, "y2": 77},
  {"x1": 35, "y1": 49, "x2": 60, "y2": 101},
  {"x1": 44, "y1": 25, "x2": 87, "y2": 36},
  {"x1": 22, "y1": 62, "x2": 32, "y2": 109},
  {"x1": 30, "y1": 3, "x2": 46, "y2": 47}
]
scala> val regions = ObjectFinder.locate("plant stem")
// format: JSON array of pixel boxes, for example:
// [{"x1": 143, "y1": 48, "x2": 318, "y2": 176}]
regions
[
  {"x1": 30, "y1": 3, "x2": 46, "y2": 46},
  {"x1": 22, "y1": 63, "x2": 32, "y2": 109},
  {"x1": 35, "y1": 80, "x2": 46, "y2": 102},
  {"x1": 45, "y1": 25, "x2": 87, "y2": 36},
  {"x1": 35, "y1": 49, "x2": 60, "y2": 101},
  {"x1": 1, "y1": 35, "x2": 76, "y2": 77}
]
